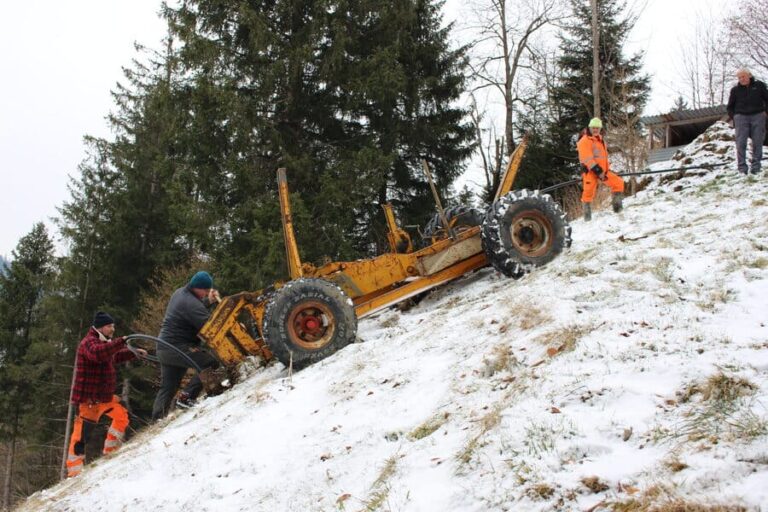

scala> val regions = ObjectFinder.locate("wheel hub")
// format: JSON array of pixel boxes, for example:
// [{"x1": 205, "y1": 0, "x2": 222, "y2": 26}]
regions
[
  {"x1": 287, "y1": 300, "x2": 335, "y2": 350},
  {"x1": 510, "y1": 211, "x2": 552, "y2": 257}
]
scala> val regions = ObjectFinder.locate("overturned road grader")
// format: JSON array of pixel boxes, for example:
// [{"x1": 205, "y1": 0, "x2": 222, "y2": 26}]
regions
[{"x1": 199, "y1": 140, "x2": 572, "y2": 372}]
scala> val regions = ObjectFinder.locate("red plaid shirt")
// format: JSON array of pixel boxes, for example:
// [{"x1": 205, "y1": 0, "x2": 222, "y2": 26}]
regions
[{"x1": 71, "y1": 327, "x2": 136, "y2": 404}]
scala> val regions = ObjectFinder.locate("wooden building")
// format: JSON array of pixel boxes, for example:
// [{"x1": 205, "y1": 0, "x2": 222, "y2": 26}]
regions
[{"x1": 640, "y1": 105, "x2": 727, "y2": 164}]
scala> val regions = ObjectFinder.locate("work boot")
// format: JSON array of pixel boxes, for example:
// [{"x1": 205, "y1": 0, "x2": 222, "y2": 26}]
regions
[
  {"x1": 175, "y1": 391, "x2": 196, "y2": 410},
  {"x1": 612, "y1": 193, "x2": 623, "y2": 213},
  {"x1": 582, "y1": 202, "x2": 592, "y2": 221}
]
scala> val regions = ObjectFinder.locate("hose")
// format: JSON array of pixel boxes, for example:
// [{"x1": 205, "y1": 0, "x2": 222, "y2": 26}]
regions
[
  {"x1": 124, "y1": 333, "x2": 204, "y2": 373},
  {"x1": 540, "y1": 158, "x2": 766, "y2": 195}
]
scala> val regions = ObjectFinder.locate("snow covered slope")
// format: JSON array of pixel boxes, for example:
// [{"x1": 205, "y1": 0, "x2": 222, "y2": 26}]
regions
[{"x1": 20, "y1": 122, "x2": 768, "y2": 511}]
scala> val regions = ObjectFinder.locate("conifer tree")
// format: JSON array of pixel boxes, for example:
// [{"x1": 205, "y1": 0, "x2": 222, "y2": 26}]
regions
[
  {"x1": 163, "y1": 0, "x2": 474, "y2": 288},
  {"x1": 0, "y1": 224, "x2": 55, "y2": 509}
]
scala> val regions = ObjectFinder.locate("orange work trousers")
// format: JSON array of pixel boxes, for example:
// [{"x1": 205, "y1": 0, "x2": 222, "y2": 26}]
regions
[
  {"x1": 66, "y1": 395, "x2": 128, "y2": 478},
  {"x1": 581, "y1": 170, "x2": 624, "y2": 203}
]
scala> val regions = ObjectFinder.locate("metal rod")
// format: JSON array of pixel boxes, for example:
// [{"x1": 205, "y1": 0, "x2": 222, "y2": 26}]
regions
[
  {"x1": 539, "y1": 161, "x2": 741, "y2": 194},
  {"x1": 421, "y1": 159, "x2": 455, "y2": 240}
]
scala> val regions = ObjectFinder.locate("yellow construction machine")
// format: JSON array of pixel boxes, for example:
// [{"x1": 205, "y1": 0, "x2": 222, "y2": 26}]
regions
[{"x1": 198, "y1": 139, "x2": 572, "y2": 370}]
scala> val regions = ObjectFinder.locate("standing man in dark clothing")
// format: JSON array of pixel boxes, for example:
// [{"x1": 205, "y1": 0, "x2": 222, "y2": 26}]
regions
[
  {"x1": 67, "y1": 311, "x2": 145, "y2": 478},
  {"x1": 151, "y1": 271, "x2": 221, "y2": 420},
  {"x1": 727, "y1": 68, "x2": 768, "y2": 175}
]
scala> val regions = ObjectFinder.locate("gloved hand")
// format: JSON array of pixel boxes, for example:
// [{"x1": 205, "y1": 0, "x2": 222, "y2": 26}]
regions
[{"x1": 590, "y1": 164, "x2": 604, "y2": 179}]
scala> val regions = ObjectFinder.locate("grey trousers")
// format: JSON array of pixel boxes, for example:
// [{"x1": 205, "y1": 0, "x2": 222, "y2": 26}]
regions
[
  {"x1": 151, "y1": 347, "x2": 219, "y2": 420},
  {"x1": 735, "y1": 113, "x2": 766, "y2": 173}
]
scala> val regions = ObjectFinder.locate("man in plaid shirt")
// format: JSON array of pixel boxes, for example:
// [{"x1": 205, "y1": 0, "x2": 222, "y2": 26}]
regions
[{"x1": 66, "y1": 311, "x2": 145, "y2": 478}]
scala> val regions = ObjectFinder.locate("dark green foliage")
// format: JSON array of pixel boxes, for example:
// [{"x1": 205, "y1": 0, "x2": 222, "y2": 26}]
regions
[
  {"x1": 164, "y1": 0, "x2": 474, "y2": 285},
  {"x1": 0, "y1": 224, "x2": 60, "y2": 503}
]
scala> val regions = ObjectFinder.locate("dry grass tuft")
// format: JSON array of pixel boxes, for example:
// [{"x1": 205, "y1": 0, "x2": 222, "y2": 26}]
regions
[
  {"x1": 665, "y1": 372, "x2": 766, "y2": 444},
  {"x1": 663, "y1": 458, "x2": 689, "y2": 473},
  {"x1": 526, "y1": 482, "x2": 555, "y2": 500},
  {"x1": 613, "y1": 500, "x2": 747, "y2": 512},
  {"x1": 378, "y1": 315, "x2": 399, "y2": 329},
  {"x1": 455, "y1": 405, "x2": 503, "y2": 469},
  {"x1": 408, "y1": 413, "x2": 449, "y2": 441},
  {"x1": 536, "y1": 323, "x2": 592, "y2": 355},
  {"x1": 581, "y1": 475, "x2": 609, "y2": 493},
  {"x1": 745, "y1": 256, "x2": 768, "y2": 269},
  {"x1": 481, "y1": 344, "x2": 519, "y2": 377},
  {"x1": 678, "y1": 373, "x2": 757, "y2": 404},
  {"x1": 505, "y1": 296, "x2": 553, "y2": 331},
  {"x1": 519, "y1": 304, "x2": 554, "y2": 330},
  {"x1": 362, "y1": 455, "x2": 400, "y2": 511},
  {"x1": 650, "y1": 257, "x2": 675, "y2": 283}
]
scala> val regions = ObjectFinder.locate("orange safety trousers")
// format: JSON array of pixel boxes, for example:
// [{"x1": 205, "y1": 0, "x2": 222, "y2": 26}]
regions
[
  {"x1": 581, "y1": 170, "x2": 624, "y2": 203},
  {"x1": 66, "y1": 395, "x2": 128, "y2": 478}
]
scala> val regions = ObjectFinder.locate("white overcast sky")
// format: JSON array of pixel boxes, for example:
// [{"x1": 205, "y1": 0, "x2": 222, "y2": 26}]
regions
[{"x1": 0, "y1": 0, "x2": 729, "y2": 258}]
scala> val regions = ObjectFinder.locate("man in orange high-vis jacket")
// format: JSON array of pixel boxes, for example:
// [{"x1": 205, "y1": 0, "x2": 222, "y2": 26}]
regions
[
  {"x1": 66, "y1": 311, "x2": 145, "y2": 478},
  {"x1": 576, "y1": 117, "x2": 625, "y2": 221}
]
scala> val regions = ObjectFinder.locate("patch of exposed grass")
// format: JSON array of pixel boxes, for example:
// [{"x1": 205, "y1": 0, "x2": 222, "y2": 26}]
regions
[
  {"x1": 581, "y1": 476, "x2": 609, "y2": 493},
  {"x1": 505, "y1": 457, "x2": 536, "y2": 485},
  {"x1": 752, "y1": 198, "x2": 767, "y2": 207},
  {"x1": 526, "y1": 482, "x2": 555, "y2": 500},
  {"x1": 607, "y1": 483, "x2": 748, "y2": 512},
  {"x1": 523, "y1": 421, "x2": 557, "y2": 458},
  {"x1": 650, "y1": 257, "x2": 675, "y2": 283},
  {"x1": 572, "y1": 246, "x2": 600, "y2": 263},
  {"x1": 481, "y1": 344, "x2": 520, "y2": 377},
  {"x1": 570, "y1": 265, "x2": 599, "y2": 277},
  {"x1": 678, "y1": 373, "x2": 757, "y2": 404},
  {"x1": 519, "y1": 304, "x2": 553, "y2": 330},
  {"x1": 696, "y1": 282, "x2": 735, "y2": 311},
  {"x1": 505, "y1": 297, "x2": 553, "y2": 331},
  {"x1": 745, "y1": 256, "x2": 768, "y2": 269},
  {"x1": 664, "y1": 373, "x2": 766, "y2": 444},
  {"x1": 455, "y1": 405, "x2": 503, "y2": 470},
  {"x1": 663, "y1": 458, "x2": 688, "y2": 473},
  {"x1": 536, "y1": 323, "x2": 592, "y2": 355},
  {"x1": 378, "y1": 315, "x2": 399, "y2": 329},
  {"x1": 695, "y1": 179, "x2": 723, "y2": 195},
  {"x1": 362, "y1": 455, "x2": 400, "y2": 511},
  {"x1": 408, "y1": 413, "x2": 449, "y2": 441},
  {"x1": 610, "y1": 276, "x2": 649, "y2": 292}
]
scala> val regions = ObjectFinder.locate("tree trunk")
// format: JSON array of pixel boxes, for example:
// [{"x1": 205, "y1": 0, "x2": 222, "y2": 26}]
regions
[
  {"x1": 2, "y1": 441, "x2": 13, "y2": 511},
  {"x1": 2, "y1": 409, "x2": 19, "y2": 511},
  {"x1": 591, "y1": 0, "x2": 601, "y2": 118}
]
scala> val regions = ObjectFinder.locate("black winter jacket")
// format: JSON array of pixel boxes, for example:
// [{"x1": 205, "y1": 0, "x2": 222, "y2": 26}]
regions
[
  {"x1": 727, "y1": 77, "x2": 768, "y2": 118},
  {"x1": 157, "y1": 285, "x2": 212, "y2": 353}
]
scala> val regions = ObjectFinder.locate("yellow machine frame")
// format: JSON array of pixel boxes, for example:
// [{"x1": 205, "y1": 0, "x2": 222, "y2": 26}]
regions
[{"x1": 199, "y1": 139, "x2": 529, "y2": 366}]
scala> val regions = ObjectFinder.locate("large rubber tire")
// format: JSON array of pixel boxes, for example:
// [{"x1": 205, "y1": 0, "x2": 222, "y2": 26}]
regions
[
  {"x1": 422, "y1": 204, "x2": 483, "y2": 247},
  {"x1": 262, "y1": 278, "x2": 357, "y2": 370},
  {"x1": 481, "y1": 189, "x2": 572, "y2": 278}
]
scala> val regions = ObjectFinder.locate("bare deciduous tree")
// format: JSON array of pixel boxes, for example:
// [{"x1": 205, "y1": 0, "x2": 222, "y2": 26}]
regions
[
  {"x1": 678, "y1": 9, "x2": 733, "y2": 108},
  {"x1": 462, "y1": 0, "x2": 563, "y2": 198},
  {"x1": 728, "y1": 0, "x2": 768, "y2": 76}
]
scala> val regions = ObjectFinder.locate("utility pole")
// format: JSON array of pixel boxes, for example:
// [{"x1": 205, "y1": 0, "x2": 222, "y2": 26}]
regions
[{"x1": 591, "y1": 0, "x2": 601, "y2": 118}]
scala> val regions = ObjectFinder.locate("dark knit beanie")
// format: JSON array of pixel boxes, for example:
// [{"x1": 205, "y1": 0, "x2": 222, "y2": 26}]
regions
[
  {"x1": 189, "y1": 271, "x2": 213, "y2": 289},
  {"x1": 93, "y1": 311, "x2": 115, "y2": 328}
]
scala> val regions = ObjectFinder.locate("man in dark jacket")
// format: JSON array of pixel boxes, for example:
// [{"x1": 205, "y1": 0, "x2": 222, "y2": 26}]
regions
[
  {"x1": 727, "y1": 68, "x2": 768, "y2": 175},
  {"x1": 151, "y1": 271, "x2": 221, "y2": 420},
  {"x1": 67, "y1": 311, "x2": 144, "y2": 477}
]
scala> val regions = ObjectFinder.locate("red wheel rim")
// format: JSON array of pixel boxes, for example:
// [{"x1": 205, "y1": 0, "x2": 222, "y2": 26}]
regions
[{"x1": 287, "y1": 300, "x2": 335, "y2": 350}]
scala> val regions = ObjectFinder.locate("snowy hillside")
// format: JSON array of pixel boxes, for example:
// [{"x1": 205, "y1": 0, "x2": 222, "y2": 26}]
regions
[{"x1": 20, "y1": 122, "x2": 768, "y2": 511}]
